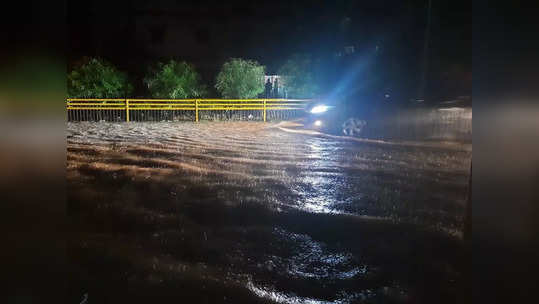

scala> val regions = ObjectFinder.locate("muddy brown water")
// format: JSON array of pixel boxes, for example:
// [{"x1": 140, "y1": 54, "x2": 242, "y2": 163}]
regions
[{"x1": 67, "y1": 121, "x2": 471, "y2": 303}]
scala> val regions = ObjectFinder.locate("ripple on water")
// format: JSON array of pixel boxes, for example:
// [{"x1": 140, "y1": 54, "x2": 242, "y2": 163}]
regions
[
  {"x1": 270, "y1": 228, "x2": 365, "y2": 281},
  {"x1": 246, "y1": 279, "x2": 378, "y2": 304}
]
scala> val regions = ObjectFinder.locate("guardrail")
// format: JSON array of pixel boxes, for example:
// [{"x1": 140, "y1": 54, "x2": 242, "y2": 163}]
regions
[{"x1": 66, "y1": 98, "x2": 311, "y2": 122}]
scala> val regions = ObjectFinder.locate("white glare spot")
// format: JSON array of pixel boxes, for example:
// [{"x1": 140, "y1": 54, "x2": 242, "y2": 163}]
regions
[{"x1": 311, "y1": 105, "x2": 329, "y2": 114}]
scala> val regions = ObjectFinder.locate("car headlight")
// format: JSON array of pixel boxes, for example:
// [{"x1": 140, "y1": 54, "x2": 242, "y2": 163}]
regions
[{"x1": 310, "y1": 105, "x2": 329, "y2": 114}]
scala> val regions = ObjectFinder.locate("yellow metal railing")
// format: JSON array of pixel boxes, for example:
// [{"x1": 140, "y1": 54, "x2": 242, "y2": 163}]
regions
[{"x1": 66, "y1": 98, "x2": 311, "y2": 122}]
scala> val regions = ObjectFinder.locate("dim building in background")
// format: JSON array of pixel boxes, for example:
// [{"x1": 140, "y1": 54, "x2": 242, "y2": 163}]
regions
[{"x1": 263, "y1": 75, "x2": 286, "y2": 98}]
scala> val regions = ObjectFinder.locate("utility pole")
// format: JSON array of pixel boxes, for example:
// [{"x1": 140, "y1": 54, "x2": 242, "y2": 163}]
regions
[{"x1": 417, "y1": 0, "x2": 432, "y2": 100}]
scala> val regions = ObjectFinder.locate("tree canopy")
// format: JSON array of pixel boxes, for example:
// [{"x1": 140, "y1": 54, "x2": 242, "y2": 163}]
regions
[
  {"x1": 67, "y1": 58, "x2": 132, "y2": 98},
  {"x1": 215, "y1": 58, "x2": 265, "y2": 98},
  {"x1": 144, "y1": 60, "x2": 207, "y2": 98},
  {"x1": 278, "y1": 54, "x2": 319, "y2": 98}
]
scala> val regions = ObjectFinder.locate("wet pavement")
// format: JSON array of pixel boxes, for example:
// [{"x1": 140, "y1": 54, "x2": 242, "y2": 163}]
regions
[{"x1": 67, "y1": 121, "x2": 471, "y2": 303}]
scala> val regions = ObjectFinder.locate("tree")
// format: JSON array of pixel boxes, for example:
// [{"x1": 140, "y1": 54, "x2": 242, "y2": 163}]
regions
[
  {"x1": 144, "y1": 60, "x2": 207, "y2": 98},
  {"x1": 67, "y1": 57, "x2": 132, "y2": 98},
  {"x1": 215, "y1": 58, "x2": 265, "y2": 98},
  {"x1": 278, "y1": 54, "x2": 319, "y2": 98}
]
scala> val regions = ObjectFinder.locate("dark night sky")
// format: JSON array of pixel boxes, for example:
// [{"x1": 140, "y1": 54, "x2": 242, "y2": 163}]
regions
[{"x1": 68, "y1": 0, "x2": 470, "y2": 100}]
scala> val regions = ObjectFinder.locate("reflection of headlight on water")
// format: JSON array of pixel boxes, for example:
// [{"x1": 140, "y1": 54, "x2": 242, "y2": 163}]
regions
[
  {"x1": 311, "y1": 105, "x2": 329, "y2": 113},
  {"x1": 314, "y1": 120, "x2": 322, "y2": 127}
]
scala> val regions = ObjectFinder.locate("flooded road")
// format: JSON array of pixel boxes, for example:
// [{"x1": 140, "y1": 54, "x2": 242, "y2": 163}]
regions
[{"x1": 67, "y1": 122, "x2": 471, "y2": 303}]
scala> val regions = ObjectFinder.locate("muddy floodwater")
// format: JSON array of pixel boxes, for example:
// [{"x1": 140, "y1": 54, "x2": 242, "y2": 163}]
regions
[{"x1": 67, "y1": 121, "x2": 471, "y2": 303}]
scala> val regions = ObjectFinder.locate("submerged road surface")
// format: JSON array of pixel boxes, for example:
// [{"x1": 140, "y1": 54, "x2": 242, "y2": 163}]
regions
[{"x1": 68, "y1": 122, "x2": 471, "y2": 303}]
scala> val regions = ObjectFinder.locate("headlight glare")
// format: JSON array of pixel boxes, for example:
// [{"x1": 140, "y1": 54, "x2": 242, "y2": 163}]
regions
[{"x1": 310, "y1": 105, "x2": 329, "y2": 114}]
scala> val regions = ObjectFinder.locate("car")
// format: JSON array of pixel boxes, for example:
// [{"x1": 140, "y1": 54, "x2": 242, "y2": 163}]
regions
[{"x1": 303, "y1": 101, "x2": 367, "y2": 137}]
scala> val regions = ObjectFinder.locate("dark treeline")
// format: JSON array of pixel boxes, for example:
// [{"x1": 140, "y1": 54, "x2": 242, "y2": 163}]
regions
[{"x1": 68, "y1": 0, "x2": 470, "y2": 104}]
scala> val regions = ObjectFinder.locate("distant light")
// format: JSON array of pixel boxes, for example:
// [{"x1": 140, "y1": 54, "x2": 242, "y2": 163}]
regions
[
  {"x1": 314, "y1": 120, "x2": 322, "y2": 126},
  {"x1": 311, "y1": 105, "x2": 329, "y2": 114}
]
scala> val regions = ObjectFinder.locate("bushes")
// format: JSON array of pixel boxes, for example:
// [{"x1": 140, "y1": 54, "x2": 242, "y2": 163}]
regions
[
  {"x1": 144, "y1": 60, "x2": 207, "y2": 98},
  {"x1": 215, "y1": 58, "x2": 265, "y2": 98},
  {"x1": 68, "y1": 58, "x2": 132, "y2": 98}
]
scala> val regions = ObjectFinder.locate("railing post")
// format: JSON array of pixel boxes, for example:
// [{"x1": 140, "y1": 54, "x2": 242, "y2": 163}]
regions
[
  {"x1": 195, "y1": 99, "x2": 199, "y2": 122},
  {"x1": 126, "y1": 99, "x2": 130, "y2": 122},
  {"x1": 263, "y1": 99, "x2": 267, "y2": 122}
]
